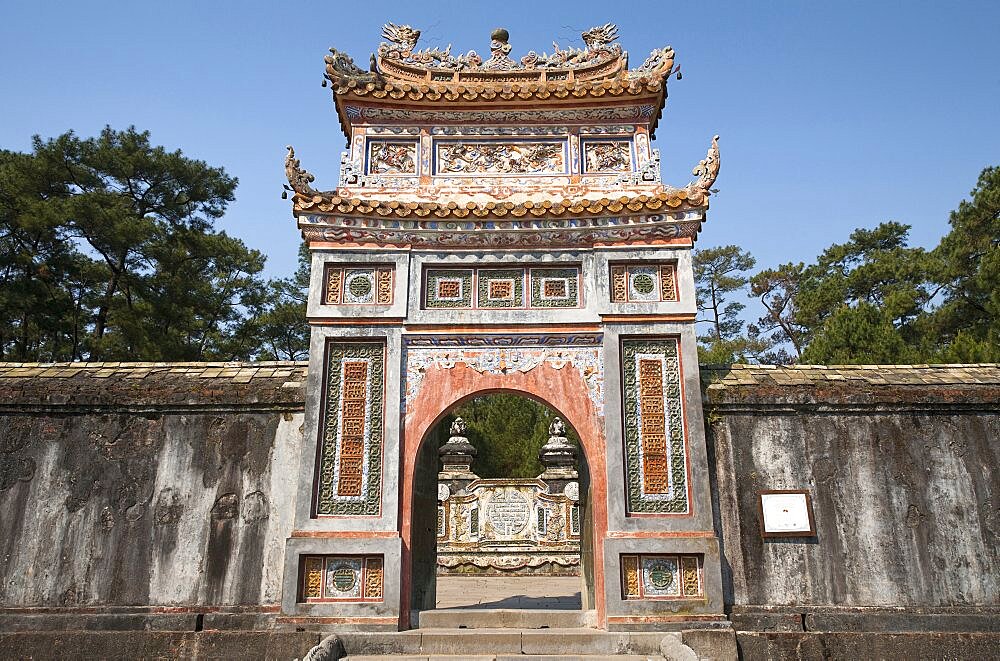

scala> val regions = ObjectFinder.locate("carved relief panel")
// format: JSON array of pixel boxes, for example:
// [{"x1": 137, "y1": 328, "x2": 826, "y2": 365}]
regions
[
  {"x1": 437, "y1": 480, "x2": 580, "y2": 575},
  {"x1": 582, "y1": 139, "x2": 633, "y2": 173},
  {"x1": 366, "y1": 140, "x2": 418, "y2": 175},
  {"x1": 435, "y1": 140, "x2": 567, "y2": 175}
]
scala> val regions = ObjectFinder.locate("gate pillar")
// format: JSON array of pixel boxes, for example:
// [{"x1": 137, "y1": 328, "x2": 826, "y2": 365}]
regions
[{"x1": 280, "y1": 22, "x2": 724, "y2": 631}]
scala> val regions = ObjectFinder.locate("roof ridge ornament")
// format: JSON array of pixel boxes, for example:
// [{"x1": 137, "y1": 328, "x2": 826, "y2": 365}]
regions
[
  {"x1": 324, "y1": 22, "x2": 675, "y2": 91},
  {"x1": 692, "y1": 135, "x2": 720, "y2": 190},
  {"x1": 284, "y1": 146, "x2": 318, "y2": 196}
]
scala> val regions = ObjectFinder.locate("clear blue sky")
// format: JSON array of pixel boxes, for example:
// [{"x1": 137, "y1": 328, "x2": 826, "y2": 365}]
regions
[{"x1": 2, "y1": 1, "x2": 998, "y2": 280}]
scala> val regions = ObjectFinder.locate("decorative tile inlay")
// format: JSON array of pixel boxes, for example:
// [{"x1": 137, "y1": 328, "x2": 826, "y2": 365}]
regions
[
  {"x1": 478, "y1": 268, "x2": 524, "y2": 308},
  {"x1": 300, "y1": 555, "x2": 385, "y2": 602},
  {"x1": 583, "y1": 140, "x2": 632, "y2": 172},
  {"x1": 304, "y1": 557, "x2": 324, "y2": 599},
  {"x1": 367, "y1": 140, "x2": 417, "y2": 175},
  {"x1": 423, "y1": 267, "x2": 580, "y2": 309},
  {"x1": 621, "y1": 338, "x2": 688, "y2": 514},
  {"x1": 621, "y1": 554, "x2": 703, "y2": 599},
  {"x1": 324, "y1": 265, "x2": 394, "y2": 305},
  {"x1": 436, "y1": 140, "x2": 566, "y2": 175},
  {"x1": 363, "y1": 557, "x2": 384, "y2": 599},
  {"x1": 610, "y1": 264, "x2": 678, "y2": 303},
  {"x1": 316, "y1": 341, "x2": 384, "y2": 515},
  {"x1": 622, "y1": 555, "x2": 640, "y2": 598},
  {"x1": 681, "y1": 555, "x2": 701, "y2": 596},
  {"x1": 530, "y1": 268, "x2": 580, "y2": 308},
  {"x1": 426, "y1": 269, "x2": 474, "y2": 308}
]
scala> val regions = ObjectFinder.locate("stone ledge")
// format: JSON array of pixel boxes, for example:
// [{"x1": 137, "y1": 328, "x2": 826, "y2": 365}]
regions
[
  {"x1": 0, "y1": 361, "x2": 308, "y2": 409},
  {"x1": 0, "y1": 631, "x2": 319, "y2": 660},
  {"x1": 730, "y1": 606, "x2": 1000, "y2": 633},
  {"x1": 735, "y1": 631, "x2": 1000, "y2": 661}
]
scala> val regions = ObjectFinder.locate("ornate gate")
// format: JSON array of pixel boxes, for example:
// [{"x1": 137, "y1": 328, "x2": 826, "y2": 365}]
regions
[{"x1": 279, "y1": 22, "x2": 724, "y2": 631}]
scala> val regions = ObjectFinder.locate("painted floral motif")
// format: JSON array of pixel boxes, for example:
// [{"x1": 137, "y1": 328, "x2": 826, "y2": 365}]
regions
[
  {"x1": 368, "y1": 141, "x2": 417, "y2": 175},
  {"x1": 584, "y1": 140, "x2": 632, "y2": 172},
  {"x1": 437, "y1": 141, "x2": 565, "y2": 175}
]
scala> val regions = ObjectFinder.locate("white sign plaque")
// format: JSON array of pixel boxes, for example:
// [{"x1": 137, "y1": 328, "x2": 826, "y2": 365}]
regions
[{"x1": 759, "y1": 491, "x2": 815, "y2": 537}]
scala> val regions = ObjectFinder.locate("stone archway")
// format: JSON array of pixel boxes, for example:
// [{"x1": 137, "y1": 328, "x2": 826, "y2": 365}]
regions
[{"x1": 399, "y1": 335, "x2": 609, "y2": 628}]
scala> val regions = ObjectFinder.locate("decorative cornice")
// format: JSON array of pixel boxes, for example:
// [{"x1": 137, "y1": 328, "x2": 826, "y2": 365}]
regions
[{"x1": 291, "y1": 187, "x2": 708, "y2": 218}]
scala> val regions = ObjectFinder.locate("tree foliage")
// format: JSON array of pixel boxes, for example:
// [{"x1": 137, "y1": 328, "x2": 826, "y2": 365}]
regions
[
  {"x1": 693, "y1": 245, "x2": 762, "y2": 363},
  {"x1": 433, "y1": 393, "x2": 580, "y2": 478},
  {"x1": 928, "y1": 166, "x2": 1000, "y2": 361},
  {"x1": 695, "y1": 165, "x2": 999, "y2": 365},
  {"x1": 0, "y1": 127, "x2": 310, "y2": 362}
]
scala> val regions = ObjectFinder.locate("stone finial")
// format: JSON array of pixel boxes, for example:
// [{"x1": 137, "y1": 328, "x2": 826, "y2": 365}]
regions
[
  {"x1": 439, "y1": 416, "x2": 478, "y2": 483},
  {"x1": 539, "y1": 417, "x2": 578, "y2": 482}
]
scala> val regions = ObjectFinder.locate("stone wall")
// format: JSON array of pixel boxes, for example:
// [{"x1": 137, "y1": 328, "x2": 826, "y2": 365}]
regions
[
  {"x1": 2, "y1": 362, "x2": 999, "y2": 658},
  {"x1": 703, "y1": 364, "x2": 1000, "y2": 647},
  {"x1": 0, "y1": 362, "x2": 308, "y2": 637}
]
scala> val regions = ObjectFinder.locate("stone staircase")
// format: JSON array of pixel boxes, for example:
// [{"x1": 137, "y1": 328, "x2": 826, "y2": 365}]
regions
[{"x1": 301, "y1": 610, "x2": 736, "y2": 660}]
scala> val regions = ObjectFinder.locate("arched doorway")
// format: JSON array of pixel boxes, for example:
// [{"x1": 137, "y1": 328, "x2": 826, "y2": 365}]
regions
[
  {"x1": 399, "y1": 337, "x2": 609, "y2": 629},
  {"x1": 410, "y1": 391, "x2": 594, "y2": 617}
]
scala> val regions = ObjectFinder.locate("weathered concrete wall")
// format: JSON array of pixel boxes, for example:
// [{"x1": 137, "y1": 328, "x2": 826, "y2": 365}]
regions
[
  {"x1": 704, "y1": 364, "x2": 1000, "y2": 642},
  {"x1": 0, "y1": 363, "x2": 306, "y2": 618}
]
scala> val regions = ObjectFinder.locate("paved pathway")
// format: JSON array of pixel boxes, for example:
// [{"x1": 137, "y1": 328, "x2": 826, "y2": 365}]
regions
[{"x1": 435, "y1": 575, "x2": 583, "y2": 609}]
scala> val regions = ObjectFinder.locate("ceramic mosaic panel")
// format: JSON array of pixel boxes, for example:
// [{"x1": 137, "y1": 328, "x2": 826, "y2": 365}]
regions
[
  {"x1": 425, "y1": 269, "x2": 474, "y2": 308},
  {"x1": 324, "y1": 265, "x2": 393, "y2": 305},
  {"x1": 315, "y1": 341, "x2": 385, "y2": 515},
  {"x1": 477, "y1": 268, "x2": 524, "y2": 308},
  {"x1": 530, "y1": 268, "x2": 580, "y2": 308},
  {"x1": 436, "y1": 140, "x2": 566, "y2": 175},
  {"x1": 621, "y1": 554, "x2": 703, "y2": 600},
  {"x1": 583, "y1": 140, "x2": 632, "y2": 173},
  {"x1": 366, "y1": 140, "x2": 417, "y2": 175},
  {"x1": 621, "y1": 338, "x2": 689, "y2": 514},
  {"x1": 610, "y1": 264, "x2": 678, "y2": 303},
  {"x1": 300, "y1": 555, "x2": 384, "y2": 602}
]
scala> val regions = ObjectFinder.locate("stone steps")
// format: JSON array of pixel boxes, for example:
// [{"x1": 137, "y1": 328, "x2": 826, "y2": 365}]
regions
[
  {"x1": 328, "y1": 628, "x2": 693, "y2": 660},
  {"x1": 343, "y1": 654, "x2": 663, "y2": 661},
  {"x1": 418, "y1": 608, "x2": 589, "y2": 629}
]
